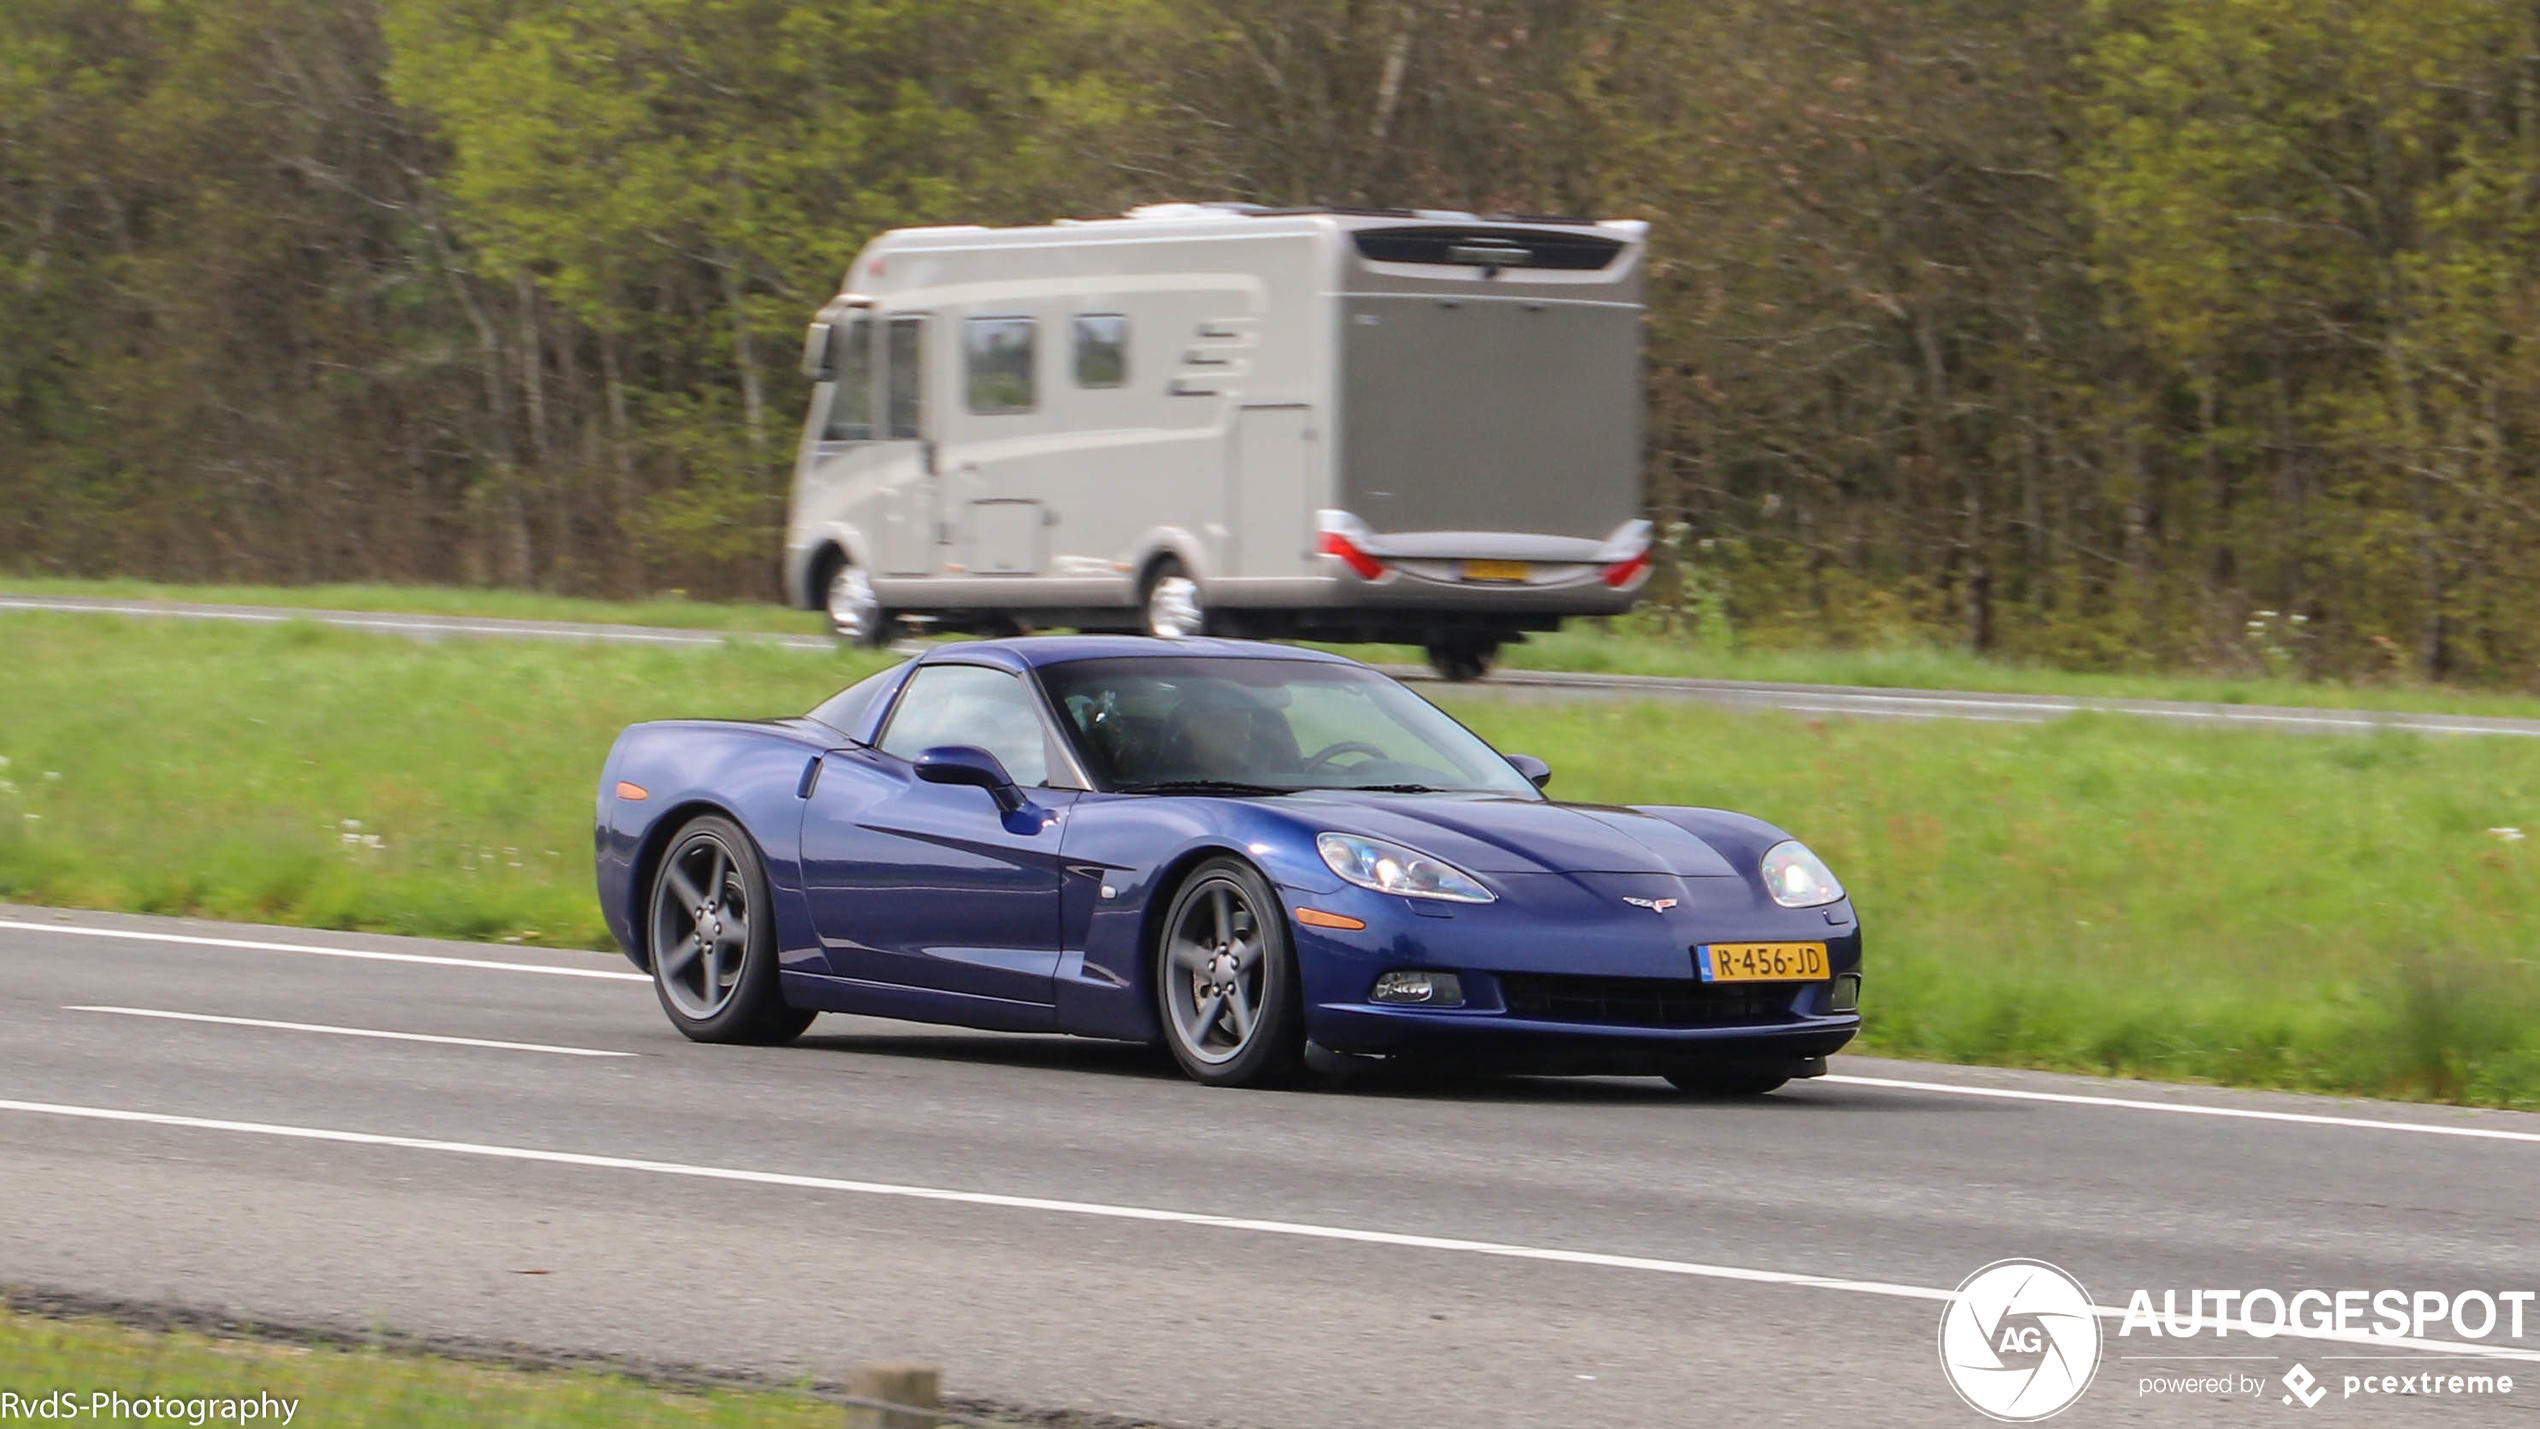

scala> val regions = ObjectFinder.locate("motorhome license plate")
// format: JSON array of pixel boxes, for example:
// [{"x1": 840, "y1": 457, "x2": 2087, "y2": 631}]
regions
[
  {"x1": 1698, "y1": 942, "x2": 1829, "y2": 983},
  {"x1": 1463, "y1": 559, "x2": 1531, "y2": 583}
]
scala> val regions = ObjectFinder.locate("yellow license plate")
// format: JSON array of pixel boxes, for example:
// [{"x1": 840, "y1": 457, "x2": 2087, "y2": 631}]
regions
[
  {"x1": 1463, "y1": 559, "x2": 1531, "y2": 583},
  {"x1": 1699, "y1": 942, "x2": 1830, "y2": 983}
]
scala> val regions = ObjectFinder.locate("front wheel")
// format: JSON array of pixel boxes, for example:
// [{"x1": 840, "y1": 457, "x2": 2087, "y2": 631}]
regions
[
  {"x1": 647, "y1": 815, "x2": 814, "y2": 1045},
  {"x1": 1143, "y1": 558, "x2": 1208, "y2": 639},
  {"x1": 1155, "y1": 857, "x2": 1305, "y2": 1087},
  {"x1": 825, "y1": 559, "x2": 893, "y2": 648}
]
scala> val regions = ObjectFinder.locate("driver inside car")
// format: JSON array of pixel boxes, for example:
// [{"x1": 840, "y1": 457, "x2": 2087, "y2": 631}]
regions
[{"x1": 1162, "y1": 681, "x2": 1298, "y2": 781}]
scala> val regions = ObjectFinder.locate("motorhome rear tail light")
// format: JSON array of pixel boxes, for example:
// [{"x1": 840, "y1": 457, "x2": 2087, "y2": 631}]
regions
[
  {"x1": 1602, "y1": 550, "x2": 1652, "y2": 588},
  {"x1": 1319, "y1": 530, "x2": 1391, "y2": 581}
]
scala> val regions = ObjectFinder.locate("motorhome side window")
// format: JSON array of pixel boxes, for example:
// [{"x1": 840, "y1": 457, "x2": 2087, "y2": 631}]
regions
[
  {"x1": 821, "y1": 315, "x2": 873, "y2": 442},
  {"x1": 885, "y1": 316, "x2": 925, "y2": 439},
  {"x1": 965, "y1": 317, "x2": 1036, "y2": 414},
  {"x1": 1073, "y1": 314, "x2": 1127, "y2": 388}
]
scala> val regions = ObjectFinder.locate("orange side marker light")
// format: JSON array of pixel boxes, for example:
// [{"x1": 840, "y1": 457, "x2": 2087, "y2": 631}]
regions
[
  {"x1": 615, "y1": 781, "x2": 650, "y2": 801},
  {"x1": 1293, "y1": 907, "x2": 1366, "y2": 930}
]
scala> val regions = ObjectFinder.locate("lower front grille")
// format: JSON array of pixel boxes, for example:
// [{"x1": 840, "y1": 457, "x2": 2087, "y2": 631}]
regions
[{"x1": 1496, "y1": 973, "x2": 1798, "y2": 1028}]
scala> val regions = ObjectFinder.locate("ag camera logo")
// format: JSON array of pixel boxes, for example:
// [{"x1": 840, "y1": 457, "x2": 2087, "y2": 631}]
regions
[{"x1": 1939, "y1": 1259, "x2": 2104, "y2": 1421}]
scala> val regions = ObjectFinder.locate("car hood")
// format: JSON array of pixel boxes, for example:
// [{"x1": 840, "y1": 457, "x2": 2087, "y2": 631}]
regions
[{"x1": 1290, "y1": 793, "x2": 1741, "y2": 878}]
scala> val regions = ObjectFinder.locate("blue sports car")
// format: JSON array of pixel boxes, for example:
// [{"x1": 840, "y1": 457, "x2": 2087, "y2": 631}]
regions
[{"x1": 594, "y1": 636, "x2": 1860, "y2": 1092}]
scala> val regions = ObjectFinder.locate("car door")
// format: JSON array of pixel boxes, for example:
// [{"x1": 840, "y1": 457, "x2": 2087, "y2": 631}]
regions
[{"x1": 798, "y1": 661, "x2": 1075, "y2": 1008}]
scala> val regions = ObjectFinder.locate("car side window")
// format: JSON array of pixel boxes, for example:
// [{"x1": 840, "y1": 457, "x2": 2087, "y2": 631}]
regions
[{"x1": 877, "y1": 664, "x2": 1051, "y2": 787}]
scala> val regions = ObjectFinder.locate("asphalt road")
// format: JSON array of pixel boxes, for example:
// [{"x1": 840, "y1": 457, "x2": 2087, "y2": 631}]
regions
[
  {"x1": 10, "y1": 591, "x2": 2540, "y2": 739},
  {"x1": 6, "y1": 906, "x2": 2540, "y2": 1426}
]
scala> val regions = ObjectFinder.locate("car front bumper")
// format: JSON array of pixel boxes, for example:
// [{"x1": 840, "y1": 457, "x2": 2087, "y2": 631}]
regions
[
  {"x1": 1282, "y1": 874, "x2": 1862, "y2": 1074},
  {"x1": 1305, "y1": 995, "x2": 1859, "y2": 1074}
]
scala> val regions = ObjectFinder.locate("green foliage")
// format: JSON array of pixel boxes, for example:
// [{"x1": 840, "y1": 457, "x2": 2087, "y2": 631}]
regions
[{"x1": 6, "y1": 0, "x2": 2540, "y2": 682}]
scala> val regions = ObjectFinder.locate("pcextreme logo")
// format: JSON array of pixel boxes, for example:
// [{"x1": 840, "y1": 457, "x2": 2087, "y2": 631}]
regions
[{"x1": 1938, "y1": 1259, "x2": 2105, "y2": 1421}]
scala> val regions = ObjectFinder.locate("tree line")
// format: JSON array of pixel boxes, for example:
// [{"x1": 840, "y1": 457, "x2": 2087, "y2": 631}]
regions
[{"x1": 5, "y1": 0, "x2": 2538, "y2": 682}]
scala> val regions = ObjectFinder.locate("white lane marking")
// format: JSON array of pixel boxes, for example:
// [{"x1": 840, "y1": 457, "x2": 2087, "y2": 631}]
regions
[
  {"x1": 2, "y1": 1096, "x2": 2534, "y2": 1364},
  {"x1": 1823, "y1": 1073, "x2": 2540, "y2": 1146},
  {"x1": 0, "y1": 919, "x2": 650, "y2": 982},
  {"x1": 66, "y1": 1006, "x2": 634, "y2": 1059}
]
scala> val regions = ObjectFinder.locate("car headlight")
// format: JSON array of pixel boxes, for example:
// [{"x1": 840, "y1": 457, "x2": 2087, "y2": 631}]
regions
[
  {"x1": 1761, "y1": 840, "x2": 1845, "y2": 907},
  {"x1": 1316, "y1": 832, "x2": 1495, "y2": 903}
]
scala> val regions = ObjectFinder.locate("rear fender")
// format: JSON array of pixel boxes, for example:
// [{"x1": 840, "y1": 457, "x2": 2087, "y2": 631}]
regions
[{"x1": 597, "y1": 720, "x2": 832, "y2": 972}]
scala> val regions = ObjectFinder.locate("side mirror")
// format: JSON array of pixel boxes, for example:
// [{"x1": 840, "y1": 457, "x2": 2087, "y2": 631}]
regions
[
  {"x1": 1506, "y1": 754, "x2": 1552, "y2": 790},
  {"x1": 913, "y1": 744, "x2": 1022, "y2": 810},
  {"x1": 801, "y1": 321, "x2": 835, "y2": 381}
]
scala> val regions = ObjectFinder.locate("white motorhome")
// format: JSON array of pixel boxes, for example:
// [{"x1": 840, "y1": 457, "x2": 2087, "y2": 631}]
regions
[{"x1": 787, "y1": 202, "x2": 1651, "y2": 679}]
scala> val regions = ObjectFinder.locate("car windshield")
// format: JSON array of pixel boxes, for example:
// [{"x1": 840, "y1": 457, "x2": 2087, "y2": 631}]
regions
[{"x1": 1040, "y1": 656, "x2": 1539, "y2": 797}]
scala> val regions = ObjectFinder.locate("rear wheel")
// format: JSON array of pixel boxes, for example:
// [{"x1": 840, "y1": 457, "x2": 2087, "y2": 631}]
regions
[
  {"x1": 1143, "y1": 557, "x2": 1207, "y2": 639},
  {"x1": 1425, "y1": 634, "x2": 1499, "y2": 682},
  {"x1": 1154, "y1": 857, "x2": 1305, "y2": 1087},
  {"x1": 647, "y1": 815, "x2": 814, "y2": 1045}
]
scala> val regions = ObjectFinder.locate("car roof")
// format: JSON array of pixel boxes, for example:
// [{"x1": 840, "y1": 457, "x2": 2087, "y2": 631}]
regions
[{"x1": 914, "y1": 635, "x2": 1362, "y2": 672}]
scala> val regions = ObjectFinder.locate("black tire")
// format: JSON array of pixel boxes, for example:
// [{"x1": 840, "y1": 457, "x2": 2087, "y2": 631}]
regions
[
  {"x1": 1425, "y1": 635, "x2": 1498, "y2": 682},
  {"x1": 646, "y1": 814, "x2": 814, "y2": 1045},
  {"x1": 1153, "y1": 857, "x2": 1306, "y2": 1087},
  {"x1": 1663, "y1": 1064, "x2": 1792, "y2": 1097}
]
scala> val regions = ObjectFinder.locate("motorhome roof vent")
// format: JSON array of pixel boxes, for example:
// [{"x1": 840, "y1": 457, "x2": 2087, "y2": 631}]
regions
[{"x1": 1352, "y1": 226, "x2": 1623, "y2": 270}]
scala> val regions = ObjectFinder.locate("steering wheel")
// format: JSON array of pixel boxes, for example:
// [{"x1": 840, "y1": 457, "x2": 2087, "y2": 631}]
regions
[{"x1": 1303, "y1": 740, "x2": 1389, "y2": 774}]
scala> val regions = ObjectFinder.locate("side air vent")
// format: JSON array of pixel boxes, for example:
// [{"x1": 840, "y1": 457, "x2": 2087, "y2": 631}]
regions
[{"x1": 1352, "y1": 226, "x2": 1623, "y2": 271}]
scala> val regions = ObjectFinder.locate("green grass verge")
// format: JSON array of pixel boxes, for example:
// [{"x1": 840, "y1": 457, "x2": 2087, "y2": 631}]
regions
[
  {"x1": 0, "y1": 615, "x2": 886, "y2": 947},
  {"x1": 11, "y1": 575, "x2": 2540, "y2": 718},
  {"x1": 4, "y1": 613, "x2": 2537, "y2": 1106},
  {"x1": 0, "y1": 1305, "x2": 891, "y2": 1427}
]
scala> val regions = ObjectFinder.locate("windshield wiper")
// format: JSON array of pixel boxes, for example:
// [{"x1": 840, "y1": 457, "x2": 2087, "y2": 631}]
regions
[
  {"x1": 1343, "y1": 783, "x2": 1454, "y2": 794},
  {"x1": 1113, "y1": 779, "x2": 1294, "y2": 797}
]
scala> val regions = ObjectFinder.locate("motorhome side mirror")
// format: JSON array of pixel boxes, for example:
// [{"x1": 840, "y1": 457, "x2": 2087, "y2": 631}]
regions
[
  {"x1": 801, "y1": 321, "x2": 835, "y2": 381},
  {"x1": 913, "y1": 745, "x2": 1021, "y2": 809},
  {"x1": 1507, "y1": 754, "x2": 1552, "y2": 789}
]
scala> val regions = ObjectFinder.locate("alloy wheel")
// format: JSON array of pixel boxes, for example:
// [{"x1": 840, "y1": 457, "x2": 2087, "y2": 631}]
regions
[
  {"x1": 1163, "y1": 876, "x2": 1267, "y2": 1064},
  {"x1": 650, "y1": 831, "x2": 751, "y2": 1019}
]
